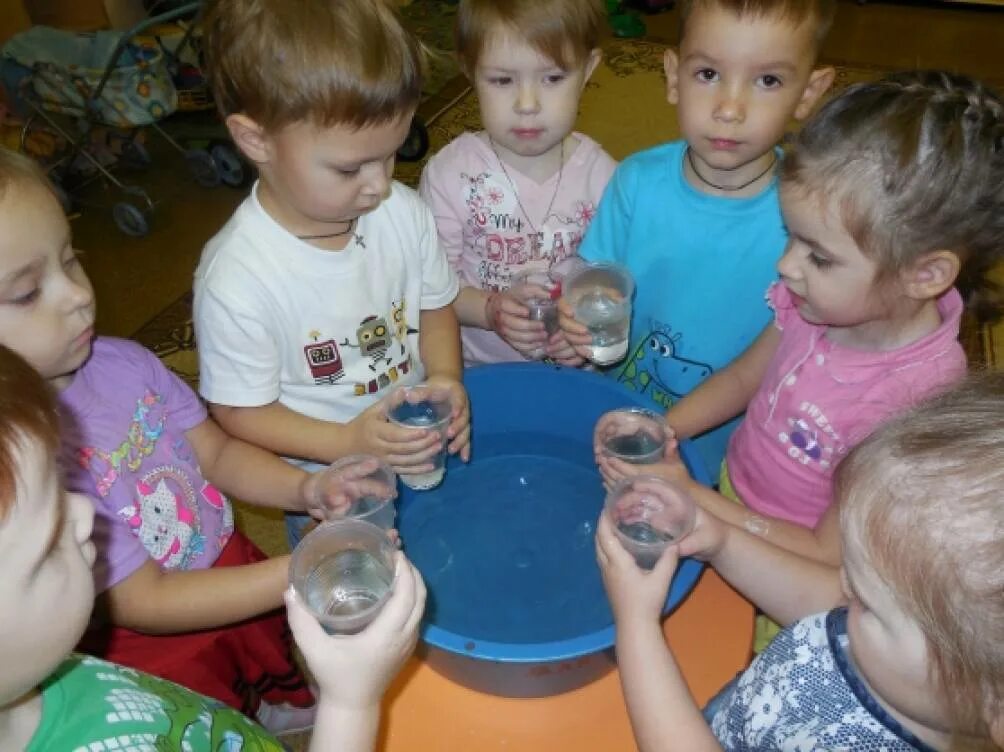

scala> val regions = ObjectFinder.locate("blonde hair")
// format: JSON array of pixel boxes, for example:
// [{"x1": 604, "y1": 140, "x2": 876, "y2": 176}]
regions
[
  {"x1": 0, "y1": 147, "x2": 52, "y2": 201},
  {"x1": 455, "y1": 0, "x2": 605, "y2": 77},
  {"x1": 837, "y1": 371, "x2": 1004, "y2": 746},
  {"x1": 202, "y1": 0, "x2": 424, "y2": 131},
  {"x1": 678, "y1": 0, "x2": 836, "y2": 47},
  {"x1": 0, "y1": 345, "x2": 61, "y2": 522},
  {"x1": 782, "y1": 71, "x2": 1004, "y2": 323}
]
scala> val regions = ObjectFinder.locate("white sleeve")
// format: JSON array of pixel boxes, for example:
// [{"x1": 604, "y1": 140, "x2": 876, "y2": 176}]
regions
[
  {"x1": 194, "y1": 281, "x2": 282, "y2": 407},
  {"x1": 414, "y1": 196, "x2": 460, "y2": 311}
]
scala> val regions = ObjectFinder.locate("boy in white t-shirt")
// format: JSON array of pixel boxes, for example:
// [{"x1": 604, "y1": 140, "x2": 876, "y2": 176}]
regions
[{"x1": 195, "y1": 0, "x2": 469, "y2": 546}]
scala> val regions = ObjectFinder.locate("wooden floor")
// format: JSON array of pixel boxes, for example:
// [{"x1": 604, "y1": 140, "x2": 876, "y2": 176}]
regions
[{"x1": 61, "y1": 0, "x2": 1004, "y2": 337}]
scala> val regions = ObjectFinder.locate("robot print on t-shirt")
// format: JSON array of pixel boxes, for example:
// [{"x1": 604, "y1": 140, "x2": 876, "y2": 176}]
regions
[{"x1": 301, "y1": 298, "x2": 417, "y2": 397}]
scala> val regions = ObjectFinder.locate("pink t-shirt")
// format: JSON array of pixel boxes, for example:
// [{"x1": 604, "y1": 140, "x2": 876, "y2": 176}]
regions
[
  {"x1": 727, "y1": 283, "x2": 966, "y2": 527},
  {"x1": 419, "y1": 131, "x2": 616, "y2": 366}
]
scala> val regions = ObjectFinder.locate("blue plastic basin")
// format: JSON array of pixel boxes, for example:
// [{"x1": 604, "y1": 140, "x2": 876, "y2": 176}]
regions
[{"x1": 398, "y1": 363, "x2": 708, "y2": 697}]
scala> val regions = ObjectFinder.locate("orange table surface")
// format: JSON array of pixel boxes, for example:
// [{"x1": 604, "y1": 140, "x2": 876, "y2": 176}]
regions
[{"x1": 379, "y1": 568, "x2": 753, "y2": 751}]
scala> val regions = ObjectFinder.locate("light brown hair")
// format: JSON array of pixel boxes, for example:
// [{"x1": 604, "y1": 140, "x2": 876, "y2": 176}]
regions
[
  {"x1": 837, "y1": 370, "x2": 1004, "y2": 746},
  {"x1": 678, "y1": 0, "x2": 837, "y2": 47},
  {"x1": 0, "y1": 344, "x2": 61, "y2": 521},
  {"x1": 0, "y1": 147, "x2": 52, "y2": 202},
  {"x1": 782, "y1": 71, "x2": 1004, "y2": 323},
  {"x1": 456, "y1": 0, "x2": 606, "y2": 77},
  {"x1": 202, "y1": 0, "x2": 424, "y2": 132}
]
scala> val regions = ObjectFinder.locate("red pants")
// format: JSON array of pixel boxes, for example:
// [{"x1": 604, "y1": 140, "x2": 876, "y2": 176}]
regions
[{"x1": 79, "y1": 530, "x2": 313, "y2": 717}]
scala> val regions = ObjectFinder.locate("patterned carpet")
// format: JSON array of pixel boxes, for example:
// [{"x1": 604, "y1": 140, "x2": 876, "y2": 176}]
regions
[{"x1": 132, "y1": 36, "x2": 1000, "y2": 561}]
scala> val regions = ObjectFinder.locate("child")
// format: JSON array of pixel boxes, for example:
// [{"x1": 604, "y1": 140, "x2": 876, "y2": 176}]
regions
[
  {"x1": 195, "y1": 0, "x2": 470, "y2": 547},
  {"x1": 597, "y1": 371, "x2": 1004, "y2": 751},
  {"x1": 0, "y1": 146, "x2": 353, "y2": 731},
  {"x1": 561, "y1": 0, "x2": 836, "y2": 478},
  {"x1": 0, "y1": 343, "x2": 427, "y2": 751},
  {"x1": 600, "y1": 71, "x2": 1004, "y2": 569},
  {"x1": 418, "y1": 0, "x2": 617, "y2": 366}
]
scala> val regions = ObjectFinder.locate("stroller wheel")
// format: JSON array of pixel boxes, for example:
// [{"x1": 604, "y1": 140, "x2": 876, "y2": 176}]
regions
[
  {"x1": 113, "y1": 201, "x2": 151, "y2": 238},
  {"x1": 397, "y1": 118, "x2": 429, "y2": 162},
  {"x1": 210, "y1": 141, "x2": 252, "y2": 188},
  {"x1": 185, "y1": 148, "x2": 221, "y2": 188}
]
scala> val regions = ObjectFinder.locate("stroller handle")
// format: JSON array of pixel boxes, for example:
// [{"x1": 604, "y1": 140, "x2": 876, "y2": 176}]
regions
[{"x1": 90, "y1": 1, "x2": 202, "y2": 106}]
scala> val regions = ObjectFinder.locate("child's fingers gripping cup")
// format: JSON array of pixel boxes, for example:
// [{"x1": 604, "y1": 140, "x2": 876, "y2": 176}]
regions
[
  {"x1": 597, "y1": 407, "x2": 668, "y2": 464},
  {"x1": 509, "y1": 267, "x2": 563, "y2": 360},
  {"x1": 289, "y1": 519, "x2": 397, "y2": 634},
  {"x1": 604, "y1": 475, "x2": 696, "y2": 570},
  {"x1": 386, "y1": 383, "x2": 452, "y2": 490},
  {"x1": 561, "y1": 262, "x2": 634, "y2": 366},
  {"x1": 319, "y1": 454, "x2": 399, "y2": 529}
]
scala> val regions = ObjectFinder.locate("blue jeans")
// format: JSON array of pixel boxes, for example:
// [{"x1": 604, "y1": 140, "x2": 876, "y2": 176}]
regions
[{"x1": 285, "y1": 511, "x2": 313, "y2": 550}]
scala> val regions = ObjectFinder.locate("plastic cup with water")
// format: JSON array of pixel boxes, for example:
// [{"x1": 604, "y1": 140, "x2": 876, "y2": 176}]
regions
[
  {"x1": 562, "y1": 262, "x2": 634, "y2": 366},
  {"x1": 387, "y1": 384, "x2": 452, "y2": 490},
  {"x1": 289, "y1": 518, "x2": 396, "y2": 634},
  {"x1": 509, "y1": 267, "x2": 562, "y2": 360},
  {"x1": 317, "y1": 454, "x2": 398, "y2": 529},
  {"x1": 604, "y1": 475, "x2": 696, "y2": 569},
  {"x1": 596, "y1": 407, "x2": 668, "y2": 464}
]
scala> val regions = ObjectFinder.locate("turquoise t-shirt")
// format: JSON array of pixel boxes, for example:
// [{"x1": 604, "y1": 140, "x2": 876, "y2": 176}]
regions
[
  {"x1": 579, "y1": 139, "x2": 785, "y2": 478},
  {"x1": 28, "y1": 654, "x2": 283, "y2": 751}
]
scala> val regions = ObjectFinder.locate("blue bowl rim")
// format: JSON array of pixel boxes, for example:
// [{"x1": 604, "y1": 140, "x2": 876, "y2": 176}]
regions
[{"x1": 412, "y1": 363, "x2": 712, "y2": 664}]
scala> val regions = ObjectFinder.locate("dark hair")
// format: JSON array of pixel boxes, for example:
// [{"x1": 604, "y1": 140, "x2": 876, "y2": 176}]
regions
[
  {"x1": 783, "y1": 71, "x2": 1004, "y2": 323},
  {"x1": 838, "y1": 370, "x2": 1004, "y2": 746},
  {"x1": 456, "y1": 0, "x2": 606, "y2": 77},
  {"x1": 678, "y1": 0, "x2": 836, "y2": 47},
  {"x1": 202, "y1": 0, "x2": 424, "y2": 131},
  {"x1": 0, "y1": 345, "x2": 61, "y2": 521}
]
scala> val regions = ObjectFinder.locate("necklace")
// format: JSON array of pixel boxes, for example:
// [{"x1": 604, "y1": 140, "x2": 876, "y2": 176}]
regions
[
  {"x1": 297, "y1": 218, "x2": 356, "y2": 241},
  {"x1": 686, "y1": 147, "x2": 777, "y2": 193},
  {"x1": 488, "y1": 135, "x2": 564, "y2": 235}
]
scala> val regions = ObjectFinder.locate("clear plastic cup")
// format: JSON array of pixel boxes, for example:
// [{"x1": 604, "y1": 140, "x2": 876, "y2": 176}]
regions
[
  {"x1": 562, "y1": 262, "x2": 634, "y2": 366},
  {"x1": 510, "y1": 267, "x2": 562, "y2": 360},
  {"x1": 386, "y1": 384, "x2": 452, "y2": 490},
  {"x1": 289, "y1": 518, "x2": 396, "y2": 634},
  {"x1": 317, "y1": 454, "x2": 398, "y2": 530},
  {"x1": 604, "y1": 475, "x2": 696, "y2": 569},
  {"x1": 596, "y1": 407, "x2": 668, "y2": 464}
]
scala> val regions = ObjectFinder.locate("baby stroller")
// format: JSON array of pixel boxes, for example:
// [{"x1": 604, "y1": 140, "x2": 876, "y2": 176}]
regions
[{"x1": 0, "y1": 2, "x2": 247, "y2": 237}]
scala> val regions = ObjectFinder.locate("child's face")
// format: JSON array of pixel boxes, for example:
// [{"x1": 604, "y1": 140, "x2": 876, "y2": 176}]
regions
[
  {"x1": 840, "y1": 533, "x2": 950, "y2": 739},
  {"x1": 248, "y1": 112, "x2": 414, "y2": 235},
  {"x1": 776, "y1": 185, "x2": 895, "y2": 336},
  {"x1": 473, "y1": 30, "x2": 600, "y2": 170},
  {"x1": 664, "y1": 4, "x2": 829, "y2": 180},
  {"x1": 0, "y1": 181, "x2": 95, "y2": 390},
  {"x1": 0, "y1": 438, "x2": 96, "y2": 706}
]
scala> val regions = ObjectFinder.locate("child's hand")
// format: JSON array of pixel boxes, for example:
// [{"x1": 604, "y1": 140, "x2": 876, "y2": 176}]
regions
[
  {"x1": 557, "y1": 297, "x2": 595, "y2": 360},
  {"x1": 346, "y1": 399, "x2": 442, "y2": 474},
  {"x1": 486, "y1": 291, "x2": 549, "y2": 358},
  {"x1": 595, "y1": 511, "x2": 679, "y2": 628},
  {"x1": 545, "y1": 329, "x2": 586, "y2": 366},
  {"x1": 299, "y1": 457, "x2": 398, "y2": 521},
  {"x1": 596, "y1": 446, "x2": 687, "y2": 491},
  {"x1": 674, "y1": 507, "x2": 730, "y2": 564},
  {"x1": 285, "y1": 551, "x2": 426, "y2": 708},
  {"x1": 424, "y1": 376, "x2": 471, "y2": 461}
]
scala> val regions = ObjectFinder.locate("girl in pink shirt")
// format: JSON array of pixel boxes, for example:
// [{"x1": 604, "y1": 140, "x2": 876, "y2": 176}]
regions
[
  {"x1": 419, "y1": 0, "x2": 616, "y2": 366},
  {"x1": 598, "y1": 71, "x2": 1004, "y2": 568}
]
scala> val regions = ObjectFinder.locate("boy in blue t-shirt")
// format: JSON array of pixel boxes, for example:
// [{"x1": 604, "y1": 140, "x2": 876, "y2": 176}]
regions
[{"x1": 559, "y1": 0, "x2": 835, "y2": 477}]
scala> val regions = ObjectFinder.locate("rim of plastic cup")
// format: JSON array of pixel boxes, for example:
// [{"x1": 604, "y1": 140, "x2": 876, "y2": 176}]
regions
[
  {"x1": 603, "y1": 474, "x2": 697, "y2": 537},
  {"x1": 288, "y1": 518, "x2": 396, "y2": 627},
  {"x1": 562, "y1": 261, "x2": 635, "y2": 299},
  {"x1": 387, "y1": 384, "x2": 452, "y2": 428}
]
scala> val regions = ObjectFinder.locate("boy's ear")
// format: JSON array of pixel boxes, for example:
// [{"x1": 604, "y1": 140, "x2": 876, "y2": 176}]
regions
[
  {"x1": 581, "y1": 48, "x2": 603, "y2": 88},
  {"x1": 793, "y1": 66, "x2": 836, "y2": 121},
  {"x1": 900, "y1": 250, "x2": 961, "y2": 301},
  {"x1": 663, "y1": 48, "x2": 681, "y2": 106},
  {"x1": 225, "y1": 113, "x2": 270, "y2": 166}
]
